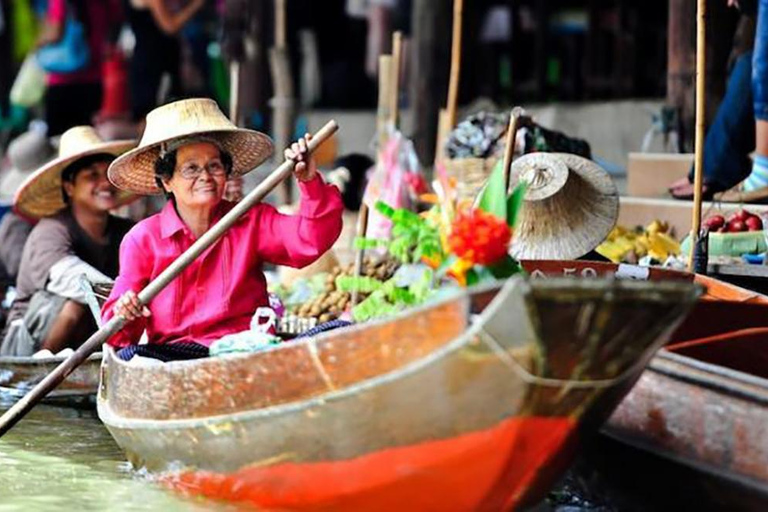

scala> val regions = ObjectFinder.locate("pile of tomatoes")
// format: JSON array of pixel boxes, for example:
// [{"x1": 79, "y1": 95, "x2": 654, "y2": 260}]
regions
[{"x1": 704, "y1": 210, "x2": 763, "y2": 233}]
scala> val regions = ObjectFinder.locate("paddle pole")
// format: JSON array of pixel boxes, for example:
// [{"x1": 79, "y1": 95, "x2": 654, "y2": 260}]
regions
[
  {"x1": 0, "y1": 120, "x2": 339, "y2": 437},
  {"x1": 688, "y1": 0, "x2": 706, "y2": 272}
]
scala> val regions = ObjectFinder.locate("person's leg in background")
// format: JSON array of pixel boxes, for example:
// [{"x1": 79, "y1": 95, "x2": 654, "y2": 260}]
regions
[
  {"x1": 744, "y1": 0, "x2": 768, "y2": 190},
  {"x1": 670, "y1": 51, "x2": 755, "y2": 197}
]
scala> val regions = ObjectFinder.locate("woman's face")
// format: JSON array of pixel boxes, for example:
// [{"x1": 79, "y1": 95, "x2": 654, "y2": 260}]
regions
[
  {"x1": 63, "y1": 160, "x2": 119, "y2": 213},
  {"x1": 162, "y1": 142, "x2": 228, "y2": 210}
]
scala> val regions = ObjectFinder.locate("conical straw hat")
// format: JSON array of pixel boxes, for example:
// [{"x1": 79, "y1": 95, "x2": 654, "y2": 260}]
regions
[
  {"x1": 509, "y1": 152, "x2": 618, "y2": 260},
  {"x1": 13, "y1": 126, "x2": 137, "y2": 220},
  {"x1": 108, "y1": 98, "x2": 274, "y2": 195}
]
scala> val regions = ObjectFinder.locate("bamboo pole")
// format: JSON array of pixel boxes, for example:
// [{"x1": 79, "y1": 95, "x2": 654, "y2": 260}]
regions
[
  {"x1": 435, "y1": 0, "x2": 464, "y2": 166},
  {"x1": 0, "y1": 121, "x2": 340, "y2": 438},
  {"x1": 350, "y1": 205, "x2": 369, "y2": 307},
  {"x1": 688, "y1": 0, "x2": 706, "y2": 272},
  {"x1": 390, "y1": 31, "x2": 403, "y2": 130},
  {"x1": 502, "y1": 108, "x2": 523, "y2": 193},
  {"x1": 446, "y1": 0, "x2": 463, "y2": 128}
]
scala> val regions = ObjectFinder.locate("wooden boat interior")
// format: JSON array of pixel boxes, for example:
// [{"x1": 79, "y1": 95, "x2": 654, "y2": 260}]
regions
[{"x1": 665, "y1": 328, "x2": 768, "y2": 380}]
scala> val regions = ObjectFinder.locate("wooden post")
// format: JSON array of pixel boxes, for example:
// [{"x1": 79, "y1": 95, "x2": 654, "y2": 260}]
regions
[
  {"x1": 688, "y1": 0, "x2": 706, "y2": 272},
  {"x1": 269, "y1": 0, "x2": 295, "y2": 204},
  {"x1": 377, "y1": 55, "x2": 394, "y2": 149},
  {"x1": 411, "y1": 0, "x2": 451, "y2": 167},
  {"x1": 390, "y1": 31, "x2": 403, "y2": 130}
]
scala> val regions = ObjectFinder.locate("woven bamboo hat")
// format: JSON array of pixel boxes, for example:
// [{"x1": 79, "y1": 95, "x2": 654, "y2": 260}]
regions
[
  {"x1": 13, "y1": 126, "x2": 136, "y2": 220},
  {"x1": 509, "y1": 152, "x2": 619, "y2": 260},
  {"x1": 108, "y1": 98, "x2": 274, "y2": 195}
]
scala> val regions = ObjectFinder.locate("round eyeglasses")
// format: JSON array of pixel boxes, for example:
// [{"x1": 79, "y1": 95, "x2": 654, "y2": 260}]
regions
[{"x1": 178, "y1": 160, "x2": 227, "y2": 180}]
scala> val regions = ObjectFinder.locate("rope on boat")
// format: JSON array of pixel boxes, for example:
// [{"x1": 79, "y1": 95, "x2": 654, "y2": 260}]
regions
[
  {"x1": 305, "y1": 341, "x2": 336, "y2": 392},
  {"x1": 476, "y1": 327, "x2": 620, "y2": 390}
]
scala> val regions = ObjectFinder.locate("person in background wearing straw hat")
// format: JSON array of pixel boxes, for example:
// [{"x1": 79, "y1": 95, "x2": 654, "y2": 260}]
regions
[
  {"x1": 0, "y1": 127, "x2": 136, "y2": 357},
  {"x1": 102, "y1": 98, "x2": 343, "y2": 362}
]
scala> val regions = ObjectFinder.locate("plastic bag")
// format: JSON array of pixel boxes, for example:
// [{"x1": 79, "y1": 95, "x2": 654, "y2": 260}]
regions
[
  {"x1": 10, "y1": 54, "x2": 46, "y2": 108},
  {"x1": 363, "y1": 131, "x2": 423, "y2": 241}
]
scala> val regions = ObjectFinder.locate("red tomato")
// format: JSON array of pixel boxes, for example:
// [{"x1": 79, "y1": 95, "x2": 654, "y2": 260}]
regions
[
  {"x1": 704, "y1": 215, "x2": 725, "y2": 230},
  {"x1": 745, "y1": 216, "x2": 763, "y2": 231},
  {"x1": 728, "y1": 220, "x2": 747, "y2": 232}
]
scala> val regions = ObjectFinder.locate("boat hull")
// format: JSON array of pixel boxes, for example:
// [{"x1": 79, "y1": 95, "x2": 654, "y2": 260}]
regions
[
  {"x1": 99, "y1": 276, "x2": 701, "y2": 511},
  {"x1": 604, "y1": 329, "x2": 768, "y2": 498},
  {"x1": 0, "y1": 353, "x2": 101, "y2": 402}
]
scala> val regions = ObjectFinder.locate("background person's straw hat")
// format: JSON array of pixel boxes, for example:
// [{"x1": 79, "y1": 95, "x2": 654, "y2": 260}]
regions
[
  {"x1": 108, "y1": 98, "x2": 274, "y2": 195},
  {"x1": 509, "y1": 152, "x2": 619, "y2": 260},
  {"x1": 0, "y1": 129, "x2": 55, "y2": 202},
  {"x1": 13, "y1": 126, "x2": 136, "y2": 220}
]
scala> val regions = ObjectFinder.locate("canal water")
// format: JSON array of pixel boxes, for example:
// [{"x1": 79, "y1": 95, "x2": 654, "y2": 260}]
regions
[
  {"x1": 0, "y1": 396, "x2": 723, "y2": 512},
  {"x1": 0, "y1": 398, "x2": 233, "y2": 511}
]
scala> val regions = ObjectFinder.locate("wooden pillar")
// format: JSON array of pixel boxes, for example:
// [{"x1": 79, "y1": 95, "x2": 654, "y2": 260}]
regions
[
  {"x1": 668, "y1": 0, "x2": 739, "y2": 152},
  {"x1": 411, "y1": 0, "x2": 451, "y2": 169},
  {"x1": 222, "y1": 0, "x2": 269, "y2": 130}
]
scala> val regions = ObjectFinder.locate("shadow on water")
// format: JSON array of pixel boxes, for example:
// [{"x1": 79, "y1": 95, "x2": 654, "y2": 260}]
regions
[{"x1": 0, "y1": 393, "x2": 235, "y2": 511}]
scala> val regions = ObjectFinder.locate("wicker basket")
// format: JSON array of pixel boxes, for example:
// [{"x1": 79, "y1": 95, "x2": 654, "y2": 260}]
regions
[{"x1": 443, "y1": 157, "x2": 499, "y2": 202}]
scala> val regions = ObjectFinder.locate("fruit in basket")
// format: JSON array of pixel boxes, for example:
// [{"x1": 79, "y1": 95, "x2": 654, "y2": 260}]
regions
[
  {"x1": 727, "y1": 220, "x2": 747, "y2": 232},
  {"x1": 703, "y1": 215, "x2": 725, "y2": 230},
  {"x1": 706, "y1": 209, "x2": 764, "y2": 233},
  {"x1": 746, "y1": 216, "x2": 763, "y2": 231}
]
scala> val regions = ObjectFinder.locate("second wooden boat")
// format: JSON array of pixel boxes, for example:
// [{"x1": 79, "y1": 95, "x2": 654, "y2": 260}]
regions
[
  {"x1": 98, "y1": 275, "x2": 700, "y2": 511},
  {"x1": 0, "y1": 353, "x2": 102, "y2": 403}
]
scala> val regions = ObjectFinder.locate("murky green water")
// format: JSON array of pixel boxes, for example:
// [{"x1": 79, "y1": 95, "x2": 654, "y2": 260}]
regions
[{"x1": 0, "y1": 397, "x2": 232, "y2": 511}]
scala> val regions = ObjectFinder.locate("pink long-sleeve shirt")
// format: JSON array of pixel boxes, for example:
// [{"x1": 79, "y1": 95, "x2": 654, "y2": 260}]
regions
[{"x1": 102, "y1": 176, "x2": 343, "y2": 348}]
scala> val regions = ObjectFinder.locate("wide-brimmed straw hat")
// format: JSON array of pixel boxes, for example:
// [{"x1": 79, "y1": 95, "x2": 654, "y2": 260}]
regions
[
  {"x1": 108, "y1": 98, "x2": 274, "y2": 195},
  {"x1": 509, "y1": 152, "x2": 619, "y2": 260},
  {"x1": 13, "y1": 126, "x2": 136, "y2": 220},
  {"x1": 0, "y1": 129, "x2": 55, "y2": 202}
]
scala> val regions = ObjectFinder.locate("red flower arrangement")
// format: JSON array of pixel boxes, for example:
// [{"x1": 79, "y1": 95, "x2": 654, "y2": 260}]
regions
[{"x1": 448, "y1": 209, "x2": 512, "y2": 266}]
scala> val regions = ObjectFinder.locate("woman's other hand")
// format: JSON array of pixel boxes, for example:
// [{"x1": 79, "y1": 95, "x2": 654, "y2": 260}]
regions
[
  {"x1": 285, "y1": 133, "x2": 318, "y2": 183},
  {"x1": 114, "y1": 290, "x2": 151, "y2": 322}
]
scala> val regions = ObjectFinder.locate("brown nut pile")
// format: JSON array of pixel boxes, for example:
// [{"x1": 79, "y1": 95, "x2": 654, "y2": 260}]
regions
[{"x1": 289, "y1": 257, "x2": 400, "y2": 324}]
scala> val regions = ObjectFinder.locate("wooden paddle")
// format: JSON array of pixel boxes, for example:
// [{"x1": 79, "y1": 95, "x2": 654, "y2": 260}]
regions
[{"x1": 0, "y1": 120, "x2": 339, "y2": 437}]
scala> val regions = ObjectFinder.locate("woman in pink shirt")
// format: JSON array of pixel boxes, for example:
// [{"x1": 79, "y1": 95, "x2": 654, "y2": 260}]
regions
[{"x1": 102, "y1": 98, "x2": 343, "y2": 360}]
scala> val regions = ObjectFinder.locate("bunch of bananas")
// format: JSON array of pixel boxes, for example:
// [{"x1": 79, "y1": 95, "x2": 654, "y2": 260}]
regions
[{"x1": 597, "y1": 220, "x2": 680, "y2": 264}]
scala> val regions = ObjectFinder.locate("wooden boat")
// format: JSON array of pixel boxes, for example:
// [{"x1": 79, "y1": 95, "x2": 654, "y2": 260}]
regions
[
  {"x1": 605, "y1": 327, "x2": 768, "y2": 502},
  {"x1": 0, "y1": 352, "x2": 102, "y2": 403},
  {"x1": 522, "y1": 260, "x2": 768, "y2": 505},
  {"x1": 98, "y1": 275, "x2": 700, "y2": 512}
]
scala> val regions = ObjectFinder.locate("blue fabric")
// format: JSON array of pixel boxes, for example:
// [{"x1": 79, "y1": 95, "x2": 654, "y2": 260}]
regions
[
  {"x1": 688, "y1": 52, "x2": 755, "y2": 190},
  {"x1": 36, "y1": 13, "x2": 90, "y2": 74},
  {"x1": 745, "y1": 154, "x2": 768, "y2": 190},
  {"x1": 754, "y1": 0, "x2": 768, "y2": 121}
]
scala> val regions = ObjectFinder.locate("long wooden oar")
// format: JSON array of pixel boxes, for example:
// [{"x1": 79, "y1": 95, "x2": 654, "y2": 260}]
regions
[{"x1": 0, "y1": 120, "x2": 339, "y2": 437}]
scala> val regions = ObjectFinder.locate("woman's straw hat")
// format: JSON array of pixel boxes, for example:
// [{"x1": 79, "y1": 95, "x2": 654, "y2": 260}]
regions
[
  {"x1": 108, "y1": 98, "x2": 274, "y2": 195},
  {"x1": 0, "y1": 129, "x2": 55, "y2": 202},
  {"x1": 509, "y1": 152, "x2": 618, "y2": 260},
  {"x1": 13, "y1": 126, "x2": 136, "y2": 220}
]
